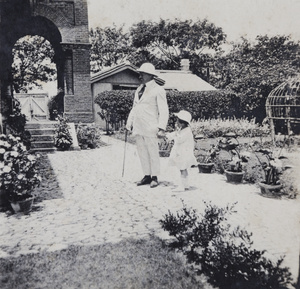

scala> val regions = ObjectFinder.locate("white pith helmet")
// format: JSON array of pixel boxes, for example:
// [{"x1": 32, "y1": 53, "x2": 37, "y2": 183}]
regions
[
  {"x1": 174, "y1": 110, "x2": 192, "y2": 124},
  {"x1": 137, "y1": 63, "x2": 157, "y2": 76}
]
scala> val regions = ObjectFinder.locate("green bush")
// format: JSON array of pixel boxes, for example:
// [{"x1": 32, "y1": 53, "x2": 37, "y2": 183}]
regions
[
  {"x1": 6, "y1": 99, "x2": 31, "y2": 150},
  {"x1": 54, "y1": 116, "x2": 73, "y2": 150},
  {"x1": 76, "y1": 123, "x2": 101, "y2": 149},
  {"x1": 166, "y1": 90, "x2": 240, "y2": 121},
  {"x1": 159, "y1": 201, "x2": 292, "y2": 289},
  {"x1": 48, "y1": 92, "x2": 64, "y2": 120},
  {"x1": 94, "y1": 90, "x2": 134, "y2": 132}
]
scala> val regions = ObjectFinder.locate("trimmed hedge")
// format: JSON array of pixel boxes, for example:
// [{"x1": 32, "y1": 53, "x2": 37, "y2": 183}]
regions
[
  {"x1": 95, "y1": 90, "x2": 134, "y2": 125},
  {"x1": 167, "y1": 90, "x2": 240, "y2": 120},
  {"x1": 94, "y1": 89, "x2": 241, "y2": 129}
]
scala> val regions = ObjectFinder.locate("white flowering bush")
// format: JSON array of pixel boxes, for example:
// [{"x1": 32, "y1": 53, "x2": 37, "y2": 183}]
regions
[
  {"x1": 0, "y1": 134, "x2": 41, "y2": 202},
  {"x1": 54, "y1": 116, "x2": 73, "y2": 150}
]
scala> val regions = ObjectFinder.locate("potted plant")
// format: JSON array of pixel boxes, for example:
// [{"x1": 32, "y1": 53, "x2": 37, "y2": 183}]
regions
[
  {"x1": 0, "y1": 134, "x2": 41, "y2": 213},
  {"x1": 158, "y1": 137, "x2": 173, "y2": 157},
  {"x1": 217, "y1": 132, "x2": 239, "y2": 151},
  {"x1": 54, "y1": 116, "x2": 73, "y2": 150},
  {"x1": 223, "y1": 150, "x2": 249, "y2": 183},
  {"x1": 255, "y1": 148, "x2": 290, "y2": 197},
  {"x1": 197, "y1": 144, "x2": 218, "y2": 173},
  {"x1": 218, "y1": 133, "x2": 249, "y2": 183}
]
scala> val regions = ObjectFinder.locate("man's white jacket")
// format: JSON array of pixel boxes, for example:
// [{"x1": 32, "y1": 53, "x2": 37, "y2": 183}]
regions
[{"x1": 126, "y1": 80, "x2": 169, "y2": 137}]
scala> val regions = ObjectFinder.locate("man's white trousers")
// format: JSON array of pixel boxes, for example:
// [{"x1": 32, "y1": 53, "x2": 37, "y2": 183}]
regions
[{"x1": 135, "y1": 135, "x2": 160, "y2": 176}]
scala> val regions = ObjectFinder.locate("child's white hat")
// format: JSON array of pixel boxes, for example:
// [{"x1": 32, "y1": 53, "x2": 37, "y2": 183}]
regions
[{"x1": 174, "y1": 110, "x2": 192, "y2": 124}]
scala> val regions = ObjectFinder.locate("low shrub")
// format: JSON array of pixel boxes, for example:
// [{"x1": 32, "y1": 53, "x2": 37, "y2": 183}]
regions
[
  {"x1": 6, "y1": 99, "x2": 31, "y2": 149},
  {"x1": 280, "y1": 168, "x2": 298, "y2": 199},
  {"x1": 48, "y1": 91, "x2": 64, "y2": 120},
  {"x1": 160, "y1": 201, "x2": 292, "y2": 289},
  {"x1": 190, "y1": 117, "x2": 270, "y2": 138},
  {"x1": 48, "y1": 97, "x2": 58, "y2": 121},
  {"x1": 76, "y1": 123, "x2": 101, "y2": 149},
  {"x1": 54, "y1": 116, "x2": 73, "y2": 150}
]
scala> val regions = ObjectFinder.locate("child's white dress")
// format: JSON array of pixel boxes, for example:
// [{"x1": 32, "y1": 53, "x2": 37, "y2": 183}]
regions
[{"x1": 167, "y1": 127, "x2": 197, "y2": 170}]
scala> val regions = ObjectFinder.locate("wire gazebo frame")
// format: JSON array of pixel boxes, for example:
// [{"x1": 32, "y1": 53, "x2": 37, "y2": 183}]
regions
[{"x1": 266, "y1": 76, "x2": 300, "y2": 141}]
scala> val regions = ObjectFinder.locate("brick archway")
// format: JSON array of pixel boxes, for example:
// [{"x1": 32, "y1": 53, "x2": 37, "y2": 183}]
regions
[{"x1": 0, "y1": 0, "x2": 93, "y2": 130}]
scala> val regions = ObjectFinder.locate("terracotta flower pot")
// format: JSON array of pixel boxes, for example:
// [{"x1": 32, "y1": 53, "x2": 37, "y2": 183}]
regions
[
  {"x1": 224, "y1": 170, "x2": 244, "y2": 183},
  {"x1": 159, "y1": 150, "x2": 170, "y2": 157},
  {"x1": 198, "y1": 163, "x2": 214, "y2": 173},
  {"x1": 10, "y1": 196, "x2": 34, "y2": 214},
  {"x1": 0, "y1": 190, "x2": 9, "y2": 208},
  {"x1": 258, "y1": 182, "x2": 283, "y2": 197}
]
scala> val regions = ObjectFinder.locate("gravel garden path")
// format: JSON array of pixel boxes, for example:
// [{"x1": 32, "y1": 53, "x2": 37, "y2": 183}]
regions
[{"x1": 0, "y1": 136, "x2": 300, "y2": 281}]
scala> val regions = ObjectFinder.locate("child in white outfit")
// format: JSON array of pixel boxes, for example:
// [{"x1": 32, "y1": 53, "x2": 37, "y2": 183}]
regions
[{"x1": 166, "y1": 110, "x2": 197, "y2": 191}]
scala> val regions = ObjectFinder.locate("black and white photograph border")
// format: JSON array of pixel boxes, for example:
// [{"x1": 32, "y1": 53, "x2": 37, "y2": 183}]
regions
[{"x1": 0, "y1": 0, "x2": 300, "y2": 288}]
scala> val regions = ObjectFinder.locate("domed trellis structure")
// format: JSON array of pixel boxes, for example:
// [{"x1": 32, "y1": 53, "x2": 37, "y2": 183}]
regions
[{"x1": 266, "y1": 76, "x2": 300, "y2": 140}]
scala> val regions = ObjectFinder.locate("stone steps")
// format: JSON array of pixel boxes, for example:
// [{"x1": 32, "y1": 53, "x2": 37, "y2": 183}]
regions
[
  {"x1": 26, "y1": 122, "x2": 58, "y2": 129},
  {"x1": 31, "y1": 135, "x2": 54, "y2": 142},
  {"x1": 28, "y1": 128, "x2": 56, "y2": 135},
  {"x1": 26, "y1": 121, "x2": 57, "y2": 153},
  {"x1": 25, "y1": 121, "x2": 80, "y2": 152}
]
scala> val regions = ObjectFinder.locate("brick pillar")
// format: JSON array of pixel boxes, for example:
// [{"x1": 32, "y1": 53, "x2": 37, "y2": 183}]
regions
[{"x1": 62, "y1": 43, "x2": 93, "y2": 123}]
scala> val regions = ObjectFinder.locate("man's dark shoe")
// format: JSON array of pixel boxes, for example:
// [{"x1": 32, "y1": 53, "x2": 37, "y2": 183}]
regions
[
  {"x1": 137, "y1": 175, "x2": 152, "y2": 186},
  {"x1": 150, "y1": 176, "x2": 158, "y2": 188}
]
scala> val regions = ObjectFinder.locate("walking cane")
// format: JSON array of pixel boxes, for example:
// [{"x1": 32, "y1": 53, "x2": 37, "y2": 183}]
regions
[{"x1": 122, "y1": 129, "x2": 128, "y2": 177}]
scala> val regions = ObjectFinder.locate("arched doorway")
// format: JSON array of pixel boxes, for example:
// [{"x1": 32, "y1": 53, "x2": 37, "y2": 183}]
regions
[
  {"x1": 0, "y1": 0, "x2": 93, "y2": 132},
  {"x1": 12, "y1": 34, "x2": 58, "y2": 121}
]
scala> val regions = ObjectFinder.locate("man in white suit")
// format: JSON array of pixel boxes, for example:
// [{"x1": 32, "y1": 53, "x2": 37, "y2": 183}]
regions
[{"x1": 126, "y1": 63, "x2": 169, "y2": 188}]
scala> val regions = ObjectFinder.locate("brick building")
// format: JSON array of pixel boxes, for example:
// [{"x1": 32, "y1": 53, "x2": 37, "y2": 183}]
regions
[{"x1": 0, "y1": 0, "x2": 93, "y2": 131}]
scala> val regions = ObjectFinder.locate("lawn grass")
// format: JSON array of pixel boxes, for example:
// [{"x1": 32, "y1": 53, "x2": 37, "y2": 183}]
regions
[{"x1": 0, "y1": 237, "x2": 211, "y2": 289}]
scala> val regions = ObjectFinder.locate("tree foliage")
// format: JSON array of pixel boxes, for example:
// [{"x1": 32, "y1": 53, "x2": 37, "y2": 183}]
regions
[
  {"x1": 89, "y1": 19, "x2": 226, "y2": 78},
  {"x1": 210, "y1": 35, "x2": 300, "y2": 121},
  {"x1": 89, "y1": 26, "x2": 134, "y2": 73},
  {"x1": 129, "y1": 18, "x2": 226, "y2": 71},
  {"x1": 12, "y1": 35, "x2": 56, "y2": 93}
]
